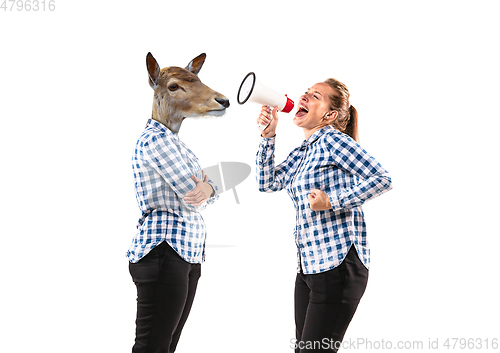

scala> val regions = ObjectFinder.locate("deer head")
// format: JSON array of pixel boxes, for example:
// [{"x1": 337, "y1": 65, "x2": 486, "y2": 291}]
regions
[{"x1": 146, "y1": 52, "x2": 230, "y2": 133}]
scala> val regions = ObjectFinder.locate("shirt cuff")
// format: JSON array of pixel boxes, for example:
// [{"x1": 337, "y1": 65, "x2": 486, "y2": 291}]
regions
[
  {"x1": 260, "y1": 135, "x2": 276, "y2": 144},
  {"x1": 206, "y1": 181, "x2": 219, "y2": 204},
  {"x1": 328, "y1": 190, "x2": 343, "y2": 211}
]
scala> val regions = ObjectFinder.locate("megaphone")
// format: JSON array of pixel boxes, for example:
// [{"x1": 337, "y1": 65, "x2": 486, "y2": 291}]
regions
[{"x1": 237, "y1": 72, "x2": 294, "y2": 131}]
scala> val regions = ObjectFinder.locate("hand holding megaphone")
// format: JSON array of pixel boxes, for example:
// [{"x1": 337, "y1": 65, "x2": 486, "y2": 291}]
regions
[
  {"x1": 237, "y1": 72, "x2": 294, "y2": 131},
  {"x1": 258, "y1": 105, "x2": 279, "y2": 137}
]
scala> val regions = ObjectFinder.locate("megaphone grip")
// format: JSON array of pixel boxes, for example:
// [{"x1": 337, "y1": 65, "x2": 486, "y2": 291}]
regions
[
  {"x1": 258, "y1": 104, "x2": 274, "y2": 131},
  {"x1": 258, "y1": 122, "x2": 269, "y2": 132}
]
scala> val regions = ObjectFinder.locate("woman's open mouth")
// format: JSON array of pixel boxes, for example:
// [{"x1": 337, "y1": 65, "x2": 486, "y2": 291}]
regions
[{"x1": 295, "y1": 104, "x2": 309, "y2": 118}]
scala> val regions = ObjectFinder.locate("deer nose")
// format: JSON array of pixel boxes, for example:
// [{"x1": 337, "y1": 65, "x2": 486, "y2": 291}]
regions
[{"x1": 216, "y1": 98, "x2": 230, "y2": 108}]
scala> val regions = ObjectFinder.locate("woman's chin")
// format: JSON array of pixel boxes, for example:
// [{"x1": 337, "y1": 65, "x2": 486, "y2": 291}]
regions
[{"x1": 293, "y1": 113, "x2": 307, "y2": 127}]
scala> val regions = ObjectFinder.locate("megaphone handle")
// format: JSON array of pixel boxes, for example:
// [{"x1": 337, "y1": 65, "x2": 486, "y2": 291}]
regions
[
  {"x1": 258, "y1": 105, "x2": 273, "y2": 132},
  {"x1": 258, "y1": 122, "x2": 269, "y2": 132}
]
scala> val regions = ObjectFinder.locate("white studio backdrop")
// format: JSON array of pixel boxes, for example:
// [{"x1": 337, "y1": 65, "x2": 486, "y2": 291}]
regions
[{"x1": 1, "y1": 1, "x2": 499, "y2": 352}]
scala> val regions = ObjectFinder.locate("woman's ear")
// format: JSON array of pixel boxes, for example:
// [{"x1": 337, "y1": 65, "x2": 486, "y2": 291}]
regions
[{"x1": 324, "y1": 110, "x2": 338, "y2": 121}]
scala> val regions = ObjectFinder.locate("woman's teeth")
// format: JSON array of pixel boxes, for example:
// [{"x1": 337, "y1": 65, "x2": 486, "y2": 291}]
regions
[{"x1": 298, "y1": 105, "x2": 308, "y2": 113}]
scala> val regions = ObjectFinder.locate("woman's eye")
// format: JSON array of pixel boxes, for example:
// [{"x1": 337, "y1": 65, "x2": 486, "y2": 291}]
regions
[{"x1": 168, "y1": 84, "x2": 179, "y2": 91}]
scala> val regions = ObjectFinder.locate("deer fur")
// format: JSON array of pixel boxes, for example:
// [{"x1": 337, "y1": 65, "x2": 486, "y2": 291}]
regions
[{"x1": 146, "y1": 52, "x2": 229, "y2": 133}]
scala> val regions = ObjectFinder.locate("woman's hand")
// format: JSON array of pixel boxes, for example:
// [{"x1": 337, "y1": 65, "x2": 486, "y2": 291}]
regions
[
  {"x1": 308, "y1": 189, "x2": 332, "y2": 211},
  {"x1": 258, "y1": 105, "x2": 279, "y2": 138},
  {"x1": 184, "y1": 171, "x2": 214, "y2": 207}
]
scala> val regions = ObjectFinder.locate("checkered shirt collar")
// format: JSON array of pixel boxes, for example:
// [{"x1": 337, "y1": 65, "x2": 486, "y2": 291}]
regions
[
  {"x1": 146, "y1": 118, "x2": 178, "y2": 137},
  {"x1": 300, "y1": 125, "x2": 336, "y2": 149}
]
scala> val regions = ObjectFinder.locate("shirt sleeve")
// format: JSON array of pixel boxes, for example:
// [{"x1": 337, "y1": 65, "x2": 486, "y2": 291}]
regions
[
  {"x1": 256, "y1": 136, "x2": 298, "y2": 192},
  {"x1": 204, "y1": 180, "x2": 219, "y2": 206},
  {"x1": 142, "y1": 134, "x2": 207, "y2": 212},
  {"x1": 325, "y1": 134, "x2": 393, "y2": 211}
]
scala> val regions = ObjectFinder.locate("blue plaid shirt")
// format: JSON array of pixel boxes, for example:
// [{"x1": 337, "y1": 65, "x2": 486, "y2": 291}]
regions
[
  {"x1": 256, "y1": 125, "x2": 392, "y2": 274},
  {"x1": 127, "y1": 119, "x2": 219, "y2": 264}
]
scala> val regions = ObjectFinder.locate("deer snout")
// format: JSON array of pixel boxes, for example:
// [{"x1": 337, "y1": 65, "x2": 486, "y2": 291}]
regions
[{"x1": 215, "y1": 98, "x2": 230, "y2": 108}]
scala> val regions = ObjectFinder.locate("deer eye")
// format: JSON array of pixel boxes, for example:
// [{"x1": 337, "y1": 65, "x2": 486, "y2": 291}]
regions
[{"x1": 168, "y1": 84, "x2": 179, "y2": 91}]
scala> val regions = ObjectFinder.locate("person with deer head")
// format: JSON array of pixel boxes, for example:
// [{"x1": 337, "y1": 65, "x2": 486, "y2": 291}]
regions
[
  {"x1": 127, "y1": 52, "x2": 229, "y2": 353},
  {"x1": 256, "y1": 78, "x2": 392, "y2": 352}
]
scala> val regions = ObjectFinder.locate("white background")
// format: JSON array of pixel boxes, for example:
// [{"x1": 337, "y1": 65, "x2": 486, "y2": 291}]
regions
[{"x1": 1, "y1": 1, "x2": 499, "y2": 352}]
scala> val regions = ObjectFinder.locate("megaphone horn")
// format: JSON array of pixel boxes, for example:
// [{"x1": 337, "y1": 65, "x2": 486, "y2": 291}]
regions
[{"x1": 237, "y1": 72, "x2": 294, "y2": 131}]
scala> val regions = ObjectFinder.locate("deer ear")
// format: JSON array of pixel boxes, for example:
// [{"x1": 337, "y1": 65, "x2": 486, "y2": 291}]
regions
[
  {"x1": 185, "y1": 53, "x2": 206, "y2": 75},
  {"x1": 146, "y1": 52, "x2": 161, "y2": 90}
]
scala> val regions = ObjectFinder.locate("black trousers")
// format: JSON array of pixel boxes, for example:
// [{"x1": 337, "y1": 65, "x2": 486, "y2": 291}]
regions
[
  {"x1": 294, "y1": 246, "x2": 369, "y2": 352},
  {"x1": 129, "y1": 242, "x2": 201, "y2": 353}
]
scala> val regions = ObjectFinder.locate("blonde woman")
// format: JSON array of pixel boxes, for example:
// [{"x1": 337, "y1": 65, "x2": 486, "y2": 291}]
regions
[{"x1": 256, "y1": 79, "x2": 392, "y2": 352}]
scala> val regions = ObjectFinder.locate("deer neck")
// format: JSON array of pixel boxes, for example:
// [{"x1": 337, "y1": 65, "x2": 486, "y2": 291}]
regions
[{"x1": 151, "y1": 95, "x2": 185, "y2": 134}]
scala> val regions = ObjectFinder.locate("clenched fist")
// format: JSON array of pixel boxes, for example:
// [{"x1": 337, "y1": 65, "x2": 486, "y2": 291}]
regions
[{"x1": 307, "y1": 189, "x2": 332, "y2": 211}]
